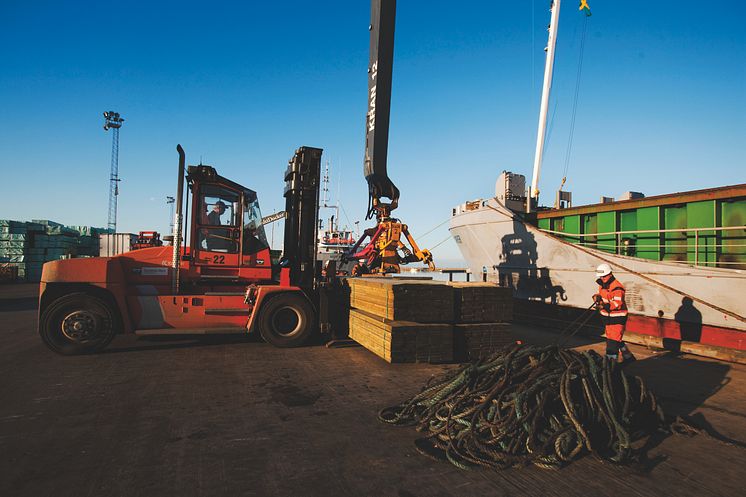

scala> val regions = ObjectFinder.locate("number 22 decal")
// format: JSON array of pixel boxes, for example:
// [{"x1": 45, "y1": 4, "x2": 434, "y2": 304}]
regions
[{"x1": 212, "y1": 255, "x2": 225, "y2": 264}]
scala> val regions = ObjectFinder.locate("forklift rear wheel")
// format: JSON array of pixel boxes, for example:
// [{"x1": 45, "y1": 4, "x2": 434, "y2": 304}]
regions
[
  {"x1": 258, "y1": 293, "x2": 315, "y2": 348},
  {"x1": 40, "y1": 293, "x2": 119, "y2": 355}
]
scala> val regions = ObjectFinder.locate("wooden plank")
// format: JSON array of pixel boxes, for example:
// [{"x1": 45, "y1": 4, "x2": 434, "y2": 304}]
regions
[
  {"x1": 346, "y1": 277, "x2": 454, "y2": 323},
  {"x1": 449, "y1": 282, "x2": 514, "y2": 323},
  {"x1": 349, "y1": 308, "x2": 453, "y2": 363},
  {"x1": 453, "y1": 323, "x2": 514, "y2": 362}
]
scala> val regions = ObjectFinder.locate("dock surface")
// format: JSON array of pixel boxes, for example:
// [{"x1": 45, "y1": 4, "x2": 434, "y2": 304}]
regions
[{"x1": 1, "y1": 284, "x2": 745, "y2": 497}]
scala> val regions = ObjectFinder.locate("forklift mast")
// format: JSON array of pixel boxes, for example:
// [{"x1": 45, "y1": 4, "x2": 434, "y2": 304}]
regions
[
  {"x1": 364, "y1": 0, "x2": 400, "y2": 220},
  {"x1": 282, "y1": 146, "x2": 323, "y2": 289}
]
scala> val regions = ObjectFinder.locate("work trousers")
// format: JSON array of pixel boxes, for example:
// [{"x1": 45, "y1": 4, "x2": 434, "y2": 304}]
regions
[{"x1": 605, "y1": 323, "x2": 626, "y2": 357}]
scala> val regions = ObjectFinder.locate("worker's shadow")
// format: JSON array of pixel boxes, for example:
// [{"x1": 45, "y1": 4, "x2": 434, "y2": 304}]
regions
[
  {"x1": 663, "y1": 297, "x2": 703, "y2": 349},
  {"x1": 623, "y1": 351, "x2": 743, "y2": 473}
]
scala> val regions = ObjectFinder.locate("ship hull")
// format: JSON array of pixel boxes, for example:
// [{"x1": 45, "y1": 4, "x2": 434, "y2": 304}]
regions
[{"x1": 450, "y1": 199, "x2": 746, "y2": 351}]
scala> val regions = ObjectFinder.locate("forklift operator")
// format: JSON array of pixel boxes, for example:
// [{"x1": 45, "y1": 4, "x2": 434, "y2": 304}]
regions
[
  {"x1": 207, "y1": 201, "x2": 227, "y2": 225},
  {"x1": 204, "y1": 200, "x2": 232, "y2": 251}
]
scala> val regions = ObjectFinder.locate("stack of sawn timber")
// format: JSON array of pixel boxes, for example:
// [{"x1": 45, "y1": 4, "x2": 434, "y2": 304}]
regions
[
  {"x1": 347, "y1": 278, "x2": 454, "y2": 364},
  {"x1": 0, "y1": 219, "x2": 104, "y2": 282},
  {"x1": 346, "y1": 277, "x2": 513, "y2": 364},
  {"x1": 450, "y1": 282, "x2": 514, "y2": 362}
]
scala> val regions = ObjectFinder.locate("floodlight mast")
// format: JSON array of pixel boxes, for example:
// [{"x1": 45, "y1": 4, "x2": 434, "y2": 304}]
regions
[
  {"x1": 166, "y1": 196, "x2": 175, "y2": 232},
  {"x1": 103, "y1": 111, "x2": 124, "y2": 235}
]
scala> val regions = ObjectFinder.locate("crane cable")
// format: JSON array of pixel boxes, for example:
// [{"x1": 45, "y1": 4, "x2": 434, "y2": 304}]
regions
[
  {"x1": 417, "y1": 218, "x2": 451, "y2": 240},
  {"x1": 560, "y1": 13, "x2": 590, "y2": 190},
  {"x1": 412, "y1": 218, "x2": 456, "y2": 253},
  {"x1": 338, "y1": 201, "x2": 355, "y2": 232},
  {"x1": 429, "y1": 234, "x2": 454, "y2": 251}
]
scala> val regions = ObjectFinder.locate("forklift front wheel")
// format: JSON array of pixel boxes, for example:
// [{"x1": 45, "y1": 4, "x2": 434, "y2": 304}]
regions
[
  {"x1": 40, "y1": 293, "x2": 118, "y2": 355},
  {"x1": 257, "y1": 292, "x2": 315, "y2": 348}
]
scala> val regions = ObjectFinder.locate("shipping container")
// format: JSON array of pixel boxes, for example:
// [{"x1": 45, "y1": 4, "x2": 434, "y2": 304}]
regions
[{"x1": 99, "y1": 233, "x2": 138, "y2": 257}]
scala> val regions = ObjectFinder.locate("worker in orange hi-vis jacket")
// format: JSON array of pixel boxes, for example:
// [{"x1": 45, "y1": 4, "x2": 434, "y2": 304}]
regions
[{"x1": 592, "y1": 264, "x2": 636, "y2": 364}]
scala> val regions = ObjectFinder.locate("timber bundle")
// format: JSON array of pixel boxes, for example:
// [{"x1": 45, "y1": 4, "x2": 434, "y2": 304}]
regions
[
  {"x1": 379, "y1": 344, "x2": 666, "y2": 470},
  {"x1": 346, "y1": 278, "x2": 514, "y2": 363}
]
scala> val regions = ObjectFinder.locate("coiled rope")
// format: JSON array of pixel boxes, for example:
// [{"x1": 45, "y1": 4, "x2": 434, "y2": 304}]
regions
[{"x1": 379, "y1": 344, "x2": 666, "y2": 470}]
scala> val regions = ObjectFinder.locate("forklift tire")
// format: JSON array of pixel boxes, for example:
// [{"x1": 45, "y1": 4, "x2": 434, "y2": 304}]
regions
[
  {"x1": 257, "y1": 292, "x2": 315, "y2": 348},
  {"x1": 39, "y1": 292, "x2": 119, "y2": 355}
]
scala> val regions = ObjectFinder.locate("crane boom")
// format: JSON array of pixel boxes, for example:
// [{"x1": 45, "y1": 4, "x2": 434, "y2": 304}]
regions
[
  {"x1": 364, "y1": 0, "x2": 399, "y2": 220},
  {"x1": 346, "y1": 0, "x2": 434, "y2": 275}
]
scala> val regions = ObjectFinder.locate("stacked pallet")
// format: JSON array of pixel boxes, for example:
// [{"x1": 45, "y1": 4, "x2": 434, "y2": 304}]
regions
[
  {"x1": 0, "y1": 264, "x2": 18, "y2": 282},
  {"x1": 451, "y1": 282, "x2": 514, "y2": 362},
  {"x1": 453, "y1": 323, "x2": 514, "y2": 361},
  {"x1": 348, "y1": 277, "x2": 454, "y2": 323},
  {"x1": 347, "y1": 277, "x2": 455, "y2": 363},
  {"x1": 0, "y1": 219, "x2": 104, "y2": 282},
  {"x1": 450, "y1": 282, "x2": 513, "y2": 323},
  {"x1": 1, "y1": 221, "x2": 36, "y2": 281},
  {"x1": 346, "y1": 277, "x2": 515, "y2": 364},
  {"x1": 349, "y1": 308, "x2": 453, "y2": 363}
]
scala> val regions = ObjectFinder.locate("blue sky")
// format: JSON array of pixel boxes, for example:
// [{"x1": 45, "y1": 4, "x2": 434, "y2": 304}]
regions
[{"x1": 1, "y1": 1, "x2": 744, "y2": 266}]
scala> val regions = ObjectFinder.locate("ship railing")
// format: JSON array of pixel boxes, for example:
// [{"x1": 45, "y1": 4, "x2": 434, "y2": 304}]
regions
[{"x1": 539, "y1": 225, "x2": 746, "y2": 267}]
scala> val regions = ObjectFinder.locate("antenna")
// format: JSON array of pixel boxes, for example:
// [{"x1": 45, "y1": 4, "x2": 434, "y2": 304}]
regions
[
  {"x1": 322, "y1": 159, "x2": 330, "y2": 208},
  {"x1": 318, "y1": 158, "x2": 342, "y2": 233},
  {"x1": 337, "y1": 156, "x2": 342, "y2": 207},
  {"x1": 103, "y1": 111, "x2": 124, "y2": 234}
]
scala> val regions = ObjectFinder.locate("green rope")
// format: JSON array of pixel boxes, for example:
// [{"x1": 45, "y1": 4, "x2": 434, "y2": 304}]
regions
[{"x1": 378, "y1": 344, "x2": 666, "y2": 470}]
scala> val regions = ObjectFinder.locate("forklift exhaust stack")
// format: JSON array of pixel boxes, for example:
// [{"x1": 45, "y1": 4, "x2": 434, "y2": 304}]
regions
[{"x1": 172, "y1": 144, "x2": 186, "y2": 294}]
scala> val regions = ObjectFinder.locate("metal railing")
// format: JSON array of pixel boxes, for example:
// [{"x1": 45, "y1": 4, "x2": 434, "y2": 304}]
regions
[{"x1": 539, "y1": 225, "x2": 746, "y2": 267}]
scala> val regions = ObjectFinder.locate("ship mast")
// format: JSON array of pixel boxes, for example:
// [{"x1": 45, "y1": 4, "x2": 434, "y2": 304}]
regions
[
  {"x1": 320, "y1": 159, "x2": 339, "y2": 232},
  {"x1": 529, "y1": 0, "x2": 561, "y2": 207}
]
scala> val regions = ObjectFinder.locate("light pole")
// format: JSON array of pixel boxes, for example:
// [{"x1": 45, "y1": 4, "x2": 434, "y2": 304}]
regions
[
  {"x1": 103, "y1": 111, "x2": 124, "y2": 234},
  {"x1": 166, "y1": 196, "x2": 175, "y2": 233}
]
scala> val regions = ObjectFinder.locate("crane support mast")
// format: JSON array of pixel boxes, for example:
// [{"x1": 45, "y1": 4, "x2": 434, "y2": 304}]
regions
[
  {"x1": 347, "y1": 0, "x2": 434, "y2": 275},
  {"x1": 529, "y1": 0, "x2": 561, "y2": 205},
  {"x1": 364, "y1": 0, "x2": 399, "y2": 221}
]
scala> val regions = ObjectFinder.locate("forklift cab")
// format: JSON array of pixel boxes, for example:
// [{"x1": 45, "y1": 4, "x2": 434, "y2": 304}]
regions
[{"x1": 187, "y1": 165, "x2": 272, "y2": 278}]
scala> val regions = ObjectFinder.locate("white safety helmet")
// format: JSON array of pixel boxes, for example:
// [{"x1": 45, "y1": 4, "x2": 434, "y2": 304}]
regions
[{"x1": 595, "y1": 263, "x2": 612, "y2": 277}]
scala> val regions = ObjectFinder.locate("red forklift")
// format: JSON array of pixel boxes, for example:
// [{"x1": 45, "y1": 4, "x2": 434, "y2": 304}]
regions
[{"x1": 39, "y1": 146, "x2": 334, "y2": 354}]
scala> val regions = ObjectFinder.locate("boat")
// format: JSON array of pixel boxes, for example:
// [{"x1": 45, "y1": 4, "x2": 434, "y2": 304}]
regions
[
  {"x1": 318, "y1": 214, "x2": 356, "y2": 260},
  {"x1": 449, "y1": 1, "x2": 746, "y2": 354},
  {"x1": 316, "y1": 160, "x2": 358, "y2": 264}
]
